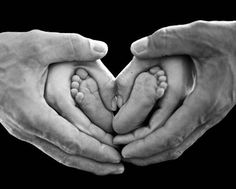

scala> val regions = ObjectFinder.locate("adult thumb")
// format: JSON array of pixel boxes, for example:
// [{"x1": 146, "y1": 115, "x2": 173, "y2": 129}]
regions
[
  {"x1": 130, "y1": 21, "x2": 208, "y2": 59},
  {"x1": 27, "y1": 30, "x2": 108, "y2": 65}
]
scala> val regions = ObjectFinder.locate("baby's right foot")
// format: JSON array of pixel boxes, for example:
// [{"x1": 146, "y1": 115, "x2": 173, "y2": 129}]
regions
[
  {"x1": 113, "y1": 66, "x2": 167, "y2": 134},
  {"x1": 71, "y1": 68, "x2": 113, "y2": 133}
]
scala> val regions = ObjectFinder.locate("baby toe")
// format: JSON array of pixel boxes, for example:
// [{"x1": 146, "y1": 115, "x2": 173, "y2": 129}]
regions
[
  {"x1": 156, "y1": 87, "x2": 165, "y2": 98},
  {"x1": 160, "y1": 81, "x2": 168, "y2": 89},
  {"x1": 158, "y1": 75, "x2": 167, "y2": 82},
  {"x1": 72, "y1": 75, "x2": 81, "y2": 83},
  {"x1": 71, "y1": 81, "x2": 80, "y2": 89},
  {"x1": 149, "y1": 66, "x2": 161, "y2": 74},
  {"x1": 76, "y1": 68, "x2": 88, "y2": 80},
  {"x1": 156, "y1": 70, "x2": 165, "y2": 76},
  {"x1": 71, "y1": 88, "x2": 78, "y2": 97},
  {"x1": 75, "y1": 92, "x2": 84, "y2": 104}
]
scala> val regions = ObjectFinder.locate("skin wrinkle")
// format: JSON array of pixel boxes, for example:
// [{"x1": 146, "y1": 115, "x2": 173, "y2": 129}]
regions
[
  {"x1": 228, "y1": 55, "x2": 236, "y2": 103},
  {"x1": 75, "y1": 62, "x2": 116, "y2": 111},
  {"x1": 167, "y1": 104, "x2": 234, "y2": 164},
  {"x1": 3, "y1": 119, "x2": 114, "y2": 175},
  {"x1": 38, "y1": 114, "x2": 86, "y2": 157},
  {"x1": 124, "y1": 119, "x2": 212, "y2": 165},
  {"x1": 122, "y1": 22, "x2": 224, "y2": 160},
  {"x1": 68, "y1": 34, "x2": 77, "y2": 61},
  {"x1": 0, "y1": 30, "x2": 123, "y2": 175},
  {"x1": 18, "y1": 78, "x2": 107, "y2": 162},
  {"x1": 0, "y1": 111, "x2": 72, "y2": 162},
  {"x1": 46, "y1": 62, "x2": 114, "y2": 144},
  {"x1": 3, "y1": 22, "x2": 236, "y2": 173},
  {"x1": 127, "y1": 21, "x2": 236, "y2": 162}
]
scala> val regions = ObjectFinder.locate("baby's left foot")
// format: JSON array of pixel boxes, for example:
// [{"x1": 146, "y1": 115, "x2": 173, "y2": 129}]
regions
[{"x1": 71, "y1": 68, "x2": 113, "y2": 133}]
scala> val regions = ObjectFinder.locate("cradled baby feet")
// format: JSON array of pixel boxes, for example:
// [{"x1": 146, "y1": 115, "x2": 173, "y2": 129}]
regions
[
  {"x1": 71, "y1": 68, "x2": 113, "y2": 133},
  {"x1": 113, "y1": 56, "x2": 195, "y2": 144},
  {"x1": 113, "y1": 66, "x2": 168, "y2": 134}
]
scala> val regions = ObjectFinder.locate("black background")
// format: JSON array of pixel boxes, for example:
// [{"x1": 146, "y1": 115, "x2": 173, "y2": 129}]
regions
[{"x1": 0, "y1": 4, "x2": 235, "y2": 187}]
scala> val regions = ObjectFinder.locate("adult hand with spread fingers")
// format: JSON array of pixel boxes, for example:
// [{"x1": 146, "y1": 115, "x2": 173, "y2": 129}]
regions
[
  {"x1": 0, "y1": 30, "x2": 123, "y2": 175},
  {"x1": 115, "y1": 21, "x2": 236, "y2": 165}
]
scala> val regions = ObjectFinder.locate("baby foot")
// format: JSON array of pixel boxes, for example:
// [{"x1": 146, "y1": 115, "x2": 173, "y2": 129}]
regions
[
  {"x1": 71, "y1": 68, "x2": 113, "y2": 133},
  {"x1": 114, "y1": 56, "x2": 195, "y2": 145},
  {"x1": 113, "y1": 66, "x2": 167, "y2": 134}
]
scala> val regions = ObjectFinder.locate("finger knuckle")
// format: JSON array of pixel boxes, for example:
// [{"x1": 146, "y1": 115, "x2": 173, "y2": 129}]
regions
[
  {"x1": 169, "y1": 150, "x2": 182, "y2": 160},
  {"x1": 63, "y1": 140, "x2": 82, "y2": 155},
  {"x1": 166, "y1": 135, "x2": 183, "y2": 149},
  {"x1": 26, "y1": 30, "x2": 42, "y2": 45},
  {"x1": 116, "y1": 76, "x2": 127, "y2": 88},
  {"x1": 28, "y1": 29, "x2": 43, "y2": 36},
  {"x1": 22, "y1": 30, "x2": 44, "y2": 56},
  {"x1": 152, "y1": 28, "x2": 166, "y2": 42},
  {"x1": 60, "y1": 154, "x2": 70, "y2": 165},
  {"x1": 190, "y1": 20, "x2": 208, "y2": 29}
]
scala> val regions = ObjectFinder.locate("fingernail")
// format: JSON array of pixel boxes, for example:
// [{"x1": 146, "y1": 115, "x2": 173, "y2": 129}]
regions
[
  {"x1": 122, "y1": 150, "x2": 130, "y2": 159},
  {"x1": 131, "y1": 37, "x2": 148, "y2": 54},
  {"x1": 122, "y1": 153, "x2": 129, "y2": 159},
  {"x1": 90, "y1": 40, "x2": 108, "y2": 54},
  {"x1": 111, "y1": 96, "x2": 117, "y2": 111},
  {"x1": 114, "y1": 166, "x2": 125, "y2": 174},
  {"x1": 117, "y1": 95, "x2": 123, "y2": 108}
]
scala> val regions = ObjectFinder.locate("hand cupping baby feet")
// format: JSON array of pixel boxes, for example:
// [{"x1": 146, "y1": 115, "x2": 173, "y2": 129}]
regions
[
  {"x1": 113, "y1": 56, "x2": 195, "y2": 144},
  {"x1": 69, "y1": 56, "x2": 195, "y2": 145}
]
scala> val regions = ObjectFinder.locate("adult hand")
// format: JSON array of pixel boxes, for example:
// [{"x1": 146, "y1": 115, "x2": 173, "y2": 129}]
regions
[
  {"x1": 116, "y1": 21, "x2": 236, "y2": 165},
  {"x1": 0, "y1": 30, "x2": 123, "y2": 175}
]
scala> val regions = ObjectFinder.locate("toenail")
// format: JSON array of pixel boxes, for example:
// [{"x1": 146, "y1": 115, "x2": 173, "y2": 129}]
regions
[
  {"x1": 112, "y1": 96, "x2": 117, "y2": 111},
  {"x1": 131, "y1": 37, "x2": 148, "y2": 54},
  {"x1": 117, "y1": 95, "x2": 123, "y2": 108},
  {"x1": 90, "y1": 39, "x2": 108, "y2": 54},
  {"x1": 71, "y1": 88, "x2": 78, "y2": 97},
  {"x1": 76, "y1": 69, "x2": 88, "y2": 79},
  {"x1": 71, "y1": 81, "x2": 79, "y2": 89},
  {"x1": 159, "y1": 76, "x2": 166, "y2": 81}
]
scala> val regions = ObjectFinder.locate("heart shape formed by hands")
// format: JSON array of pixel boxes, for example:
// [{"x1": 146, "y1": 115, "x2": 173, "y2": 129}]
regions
[
  {"x1": 45, "y1": 55, "x2": 196, "y2": 148},
  {"x1": 2, "y1": 22, "x2": 235, "y2": 175}
]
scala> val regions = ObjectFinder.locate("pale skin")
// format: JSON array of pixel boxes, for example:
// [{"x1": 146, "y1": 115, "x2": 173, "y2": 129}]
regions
[
  {"x1": 70, "y1": 67, "x2": 114, "y2": 133},
  {"x1": 69, "y1": 20, "x2": 236, "y2": 167},
  {"x1": 70, "y1": 64, "x2": 168, "y2": 135},
  {"x1": 118, "y1": 21, "x2": 236, "y2": 165},
  {"x1": 1, "y1": 20, "x2": 236, "y2": 174},
  {"x1": 113, "y1": 64, "x2": 168, "y2": 134},
  {"x1": 46, "y1": 60, "x2": 115, "y2": 144},
  {"x1": 114, "y1": 56, "x2": 195, "y2": 143},
  {"x1": 0, "y1": 30, "x2": 123, "y2": 175},
  {"x1": 70, "y1": 57, "x2": 194, "y2": 137}
]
